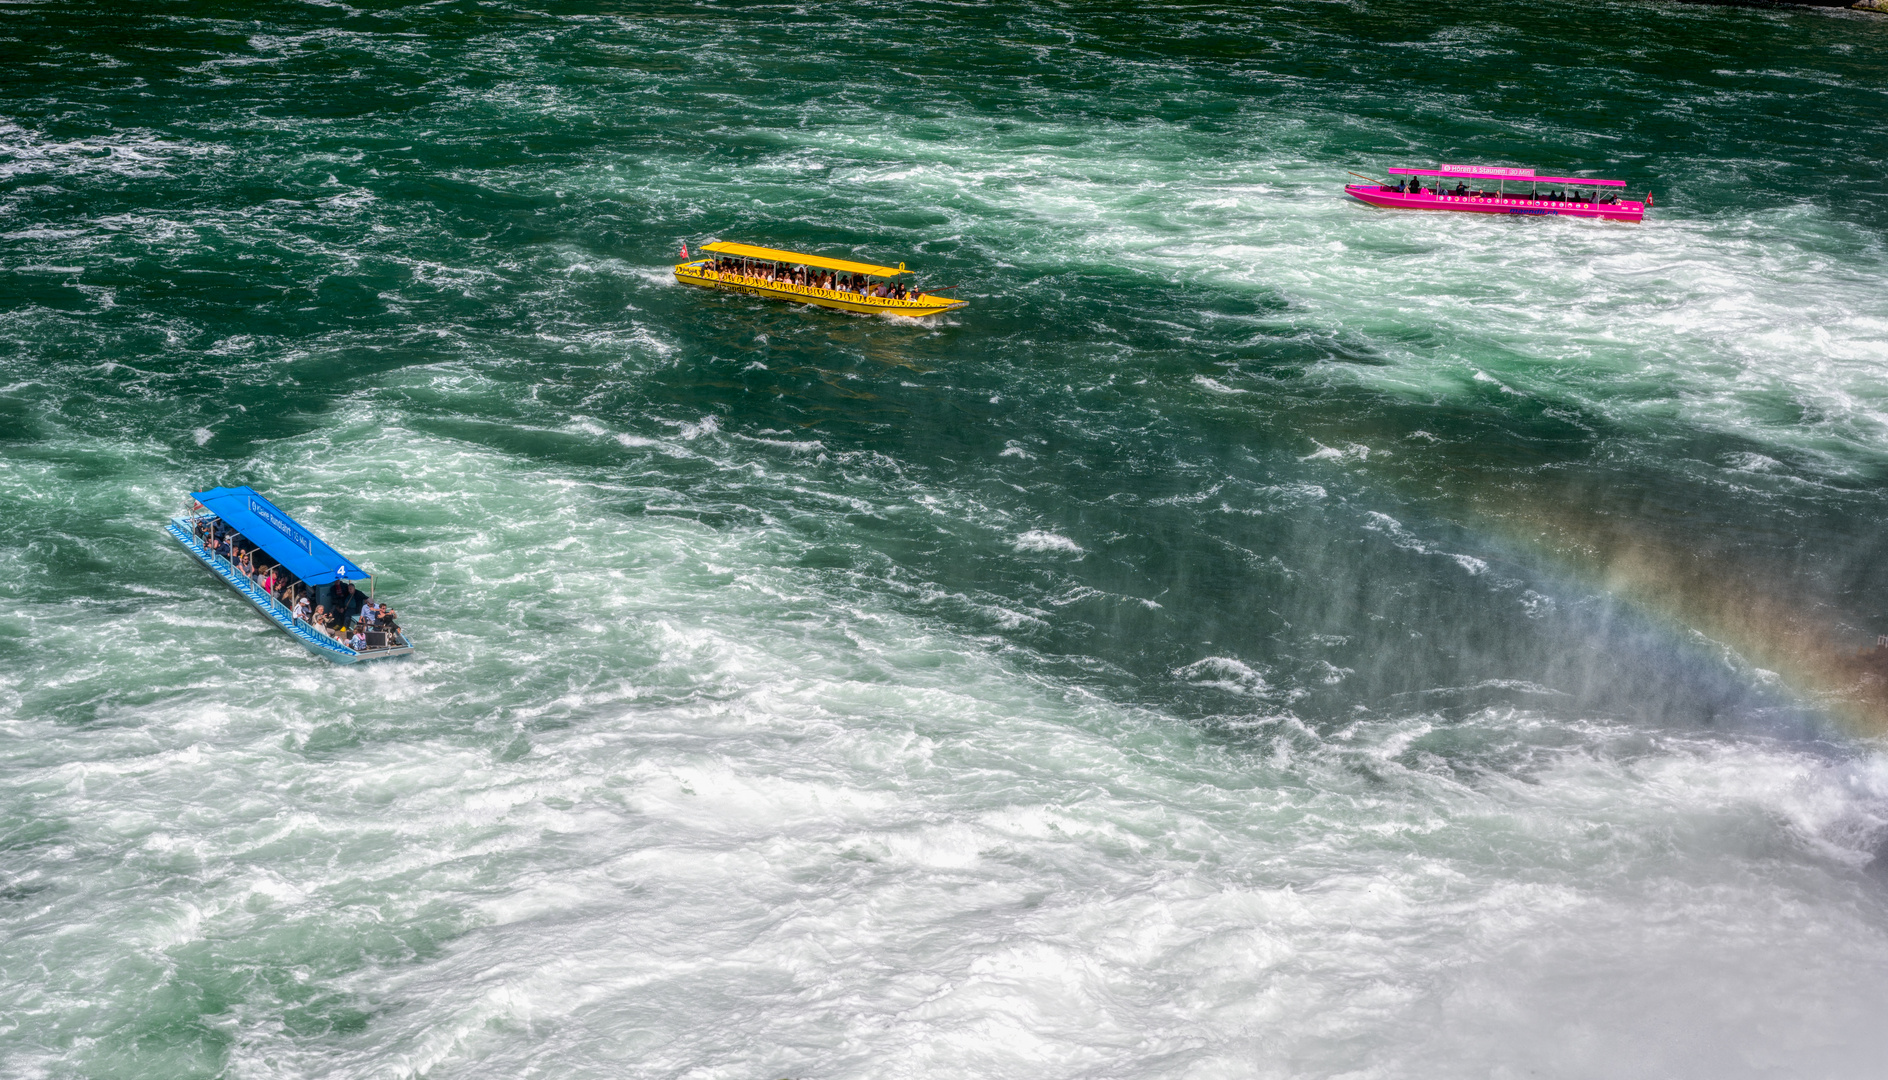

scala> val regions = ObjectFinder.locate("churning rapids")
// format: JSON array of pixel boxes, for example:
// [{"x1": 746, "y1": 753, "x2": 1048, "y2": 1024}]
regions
[{"x1": 5, "y1": 2, "x2": 1888, "y2": 1077}]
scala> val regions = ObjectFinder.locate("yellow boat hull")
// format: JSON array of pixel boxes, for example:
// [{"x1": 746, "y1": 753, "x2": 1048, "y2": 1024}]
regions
[{"x1": 673, "y1": 262, "x2": 966, "y2": 318}]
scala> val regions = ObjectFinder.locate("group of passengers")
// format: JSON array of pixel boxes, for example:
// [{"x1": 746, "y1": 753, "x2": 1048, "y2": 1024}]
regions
[
  {"x1": 707, "y1": 257, "x2": 916, "y2": 300},
  {"x1": 192, "y1": 514, "x2": 403, "y2": 651}
]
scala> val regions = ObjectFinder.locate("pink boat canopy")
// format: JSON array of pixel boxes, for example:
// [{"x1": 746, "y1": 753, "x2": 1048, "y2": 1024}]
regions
[{"x1": 1388, "y1": 165, "x2": 1626, "y2": 187}]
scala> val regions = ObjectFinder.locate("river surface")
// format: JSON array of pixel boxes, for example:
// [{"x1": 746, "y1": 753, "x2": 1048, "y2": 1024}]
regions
[{"x1": 5, "y1": 2, "x2": 1888, "y2": 1077}]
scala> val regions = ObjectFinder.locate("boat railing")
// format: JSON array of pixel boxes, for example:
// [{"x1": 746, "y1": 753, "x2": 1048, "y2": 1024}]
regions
[
  {"x1": 176, "y1": 513, "x2": 410, "y2": 654},
  {"x1": 691, "y1": 267, "x2": 931, "y2": 307}
]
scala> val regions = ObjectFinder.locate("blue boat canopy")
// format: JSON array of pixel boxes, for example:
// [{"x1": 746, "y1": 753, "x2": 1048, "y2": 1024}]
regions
[{"x1": 191, "y1": 486, "x2": 368, "y2": 586}]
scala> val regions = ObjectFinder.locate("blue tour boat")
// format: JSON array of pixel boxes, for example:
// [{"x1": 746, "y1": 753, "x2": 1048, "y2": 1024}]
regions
[{"x1": 167, "y1": 486, "x2": 414, "y2": 664}]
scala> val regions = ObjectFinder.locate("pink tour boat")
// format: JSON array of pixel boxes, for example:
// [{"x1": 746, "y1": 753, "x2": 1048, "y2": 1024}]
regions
[{"x1": 1345, "y1": 165, "x2": 1647, "y2": 222}]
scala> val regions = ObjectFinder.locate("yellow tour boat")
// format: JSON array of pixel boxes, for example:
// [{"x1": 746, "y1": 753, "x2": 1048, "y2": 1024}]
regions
[{"x1": 674, "y1": 241, "x2": 968, "y2": 318}]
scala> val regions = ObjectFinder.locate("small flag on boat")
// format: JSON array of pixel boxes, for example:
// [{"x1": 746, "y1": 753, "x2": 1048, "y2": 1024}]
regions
[{"x1": 679, "y1": 242, "x2": 689, "y2": 259}]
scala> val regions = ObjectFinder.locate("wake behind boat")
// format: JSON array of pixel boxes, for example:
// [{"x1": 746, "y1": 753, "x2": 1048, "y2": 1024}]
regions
[
  {"x1": 675, "y1": 241, "x2": 968, "y2": 318},
  {"x1": 1346, "y1": 165, "x2": 1647, "y2": 222},
  {"x1": 168, "y1": 486, "x2": 413, "y2": 664}
]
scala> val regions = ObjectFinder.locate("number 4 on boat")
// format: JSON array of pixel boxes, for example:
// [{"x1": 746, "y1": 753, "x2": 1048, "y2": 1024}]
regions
[{"x1": 675, "y1": 241, "x2": 967, "y2": 317}]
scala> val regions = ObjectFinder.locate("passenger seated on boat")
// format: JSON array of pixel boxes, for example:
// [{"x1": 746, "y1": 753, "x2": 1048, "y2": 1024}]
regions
[
  {"x1": 1453, "y1": 182, "x2": 1468, "y2": 195},
  {"x1": 293, "y1": 595, "x2": 310, "y2": 622},
  {"x1": 349, "y1": 627, "x2": 367, "y2": 651}
]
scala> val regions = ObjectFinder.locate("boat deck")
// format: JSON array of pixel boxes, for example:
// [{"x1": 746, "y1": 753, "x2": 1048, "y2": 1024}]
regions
[
  {"x1": 674, "y1": 261, "x2": 967, "y2": 317},
  {"x1": 168, "y1": 515, "x2": 413, "y2": 664}
]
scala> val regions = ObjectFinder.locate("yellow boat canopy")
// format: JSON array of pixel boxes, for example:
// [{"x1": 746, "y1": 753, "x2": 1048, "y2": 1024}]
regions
[{"x1": 699, "y1": 241, "x2": 907, "y2": 278}]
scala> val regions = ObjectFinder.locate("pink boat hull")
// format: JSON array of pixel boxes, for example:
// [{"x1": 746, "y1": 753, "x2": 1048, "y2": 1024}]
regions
[{"x1": 1345, "y1": 184, "x2": 1644, "y2": 223}]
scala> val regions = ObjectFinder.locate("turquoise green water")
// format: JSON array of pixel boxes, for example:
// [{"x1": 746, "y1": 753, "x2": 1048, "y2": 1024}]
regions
[{"x1": 5, "y1": 2, "x2": 1888, "y2": 1077}]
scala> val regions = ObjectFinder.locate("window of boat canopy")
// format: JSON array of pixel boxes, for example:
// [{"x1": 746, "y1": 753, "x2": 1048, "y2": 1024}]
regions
[
  {"x1": 191, "y1": 485, "x2": 368, "y2": 585},
  {"x1": 699, "y1": 242, "x2": 907, "y2": 278}
]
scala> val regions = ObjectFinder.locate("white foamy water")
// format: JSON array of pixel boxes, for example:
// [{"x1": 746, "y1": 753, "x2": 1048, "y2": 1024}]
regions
[
  {"x1": 7, "y1": 419, "x2": 1888, "y2": 1078},
  {"x1": 7, "y1": 2, "x2": 1888, "y2": 1078}
]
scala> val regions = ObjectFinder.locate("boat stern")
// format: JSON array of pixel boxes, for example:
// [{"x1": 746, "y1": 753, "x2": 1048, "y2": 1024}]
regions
[{"x1": 1345, "y1": 183, "x2": 1426, "y2": 209}]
